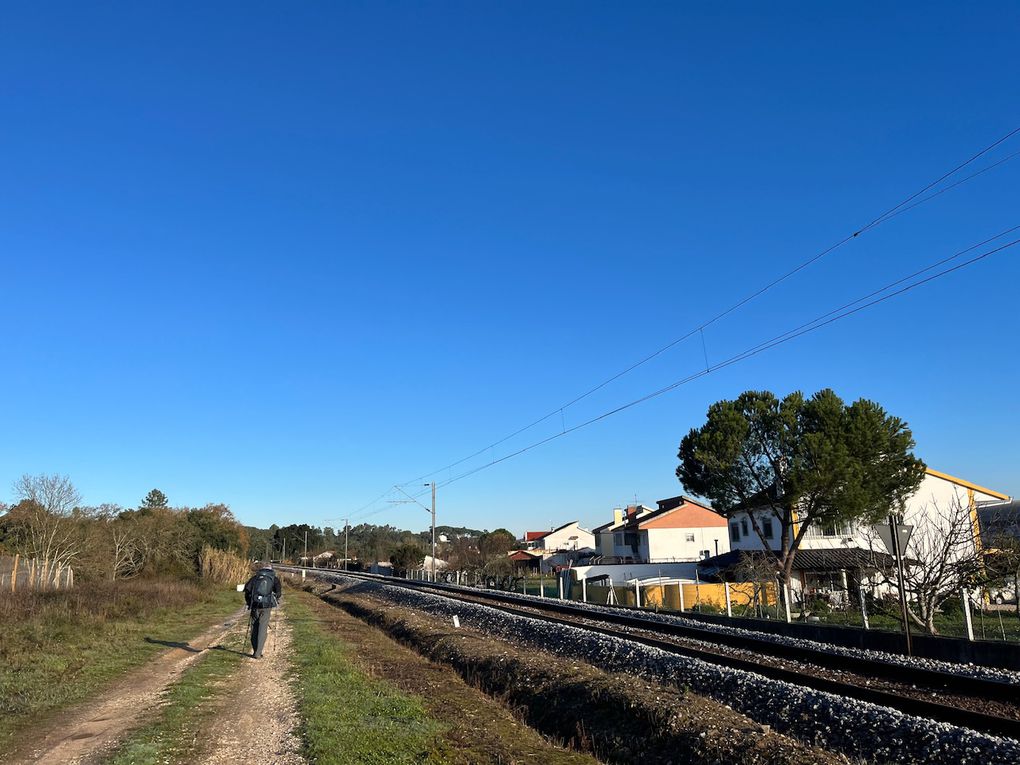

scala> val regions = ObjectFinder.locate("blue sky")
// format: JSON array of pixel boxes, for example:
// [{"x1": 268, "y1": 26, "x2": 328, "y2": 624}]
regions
[{"x1": 2, "y1": 3, "x2": 1018, "y2": 535}]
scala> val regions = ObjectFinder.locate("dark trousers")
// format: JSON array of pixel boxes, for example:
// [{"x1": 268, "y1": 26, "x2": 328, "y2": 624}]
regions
[{"x1": 250, "y1": 607, "x2": 272, "y2": 657}]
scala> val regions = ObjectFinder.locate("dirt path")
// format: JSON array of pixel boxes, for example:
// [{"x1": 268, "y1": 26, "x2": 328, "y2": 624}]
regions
[
  {"x1": 195, "y1": 605, "x2": 305, "y2": 765},
  {"x1": 10, "y1": 609, "x2": 246, "y2": 765}
]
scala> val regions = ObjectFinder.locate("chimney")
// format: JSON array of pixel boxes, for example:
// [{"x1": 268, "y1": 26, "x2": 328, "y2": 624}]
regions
[{"x1": 613, "y1": 507, "x2": 623, "y2": 525}]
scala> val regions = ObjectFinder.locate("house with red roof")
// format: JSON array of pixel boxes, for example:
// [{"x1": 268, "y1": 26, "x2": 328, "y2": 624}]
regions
[{"x1": 593, "y1": 496, "x2": 730, "y2": 563}]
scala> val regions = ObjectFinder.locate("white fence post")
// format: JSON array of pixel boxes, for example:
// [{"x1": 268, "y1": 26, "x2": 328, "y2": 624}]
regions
[
  {"x1": 558, "y1": 574, "x2": 564, "y2": 600},
  {"x1": 581, "y1": 577, "x2": 587, "y2": 603},
  {"x1": 678, "y1": 582, "x2": 685, "y2": 612},
  {"x1": 724, "y1": 582, "x2": 732, "y2": 618},
  {"x1": 634, "y1": 581, "x2": 641, "y2": 608},
  {"x1": 962, "y1": 588, "x2": 975, "y2": 642}
]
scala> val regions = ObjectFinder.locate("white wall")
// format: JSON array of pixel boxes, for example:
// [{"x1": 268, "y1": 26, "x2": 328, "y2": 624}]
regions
[
  {"x1": 645, "y1": 526, "x2": 728, "y2": 561},
  {"x1": 569, "y1": 561, "x2": 699, "y2": 584},
  {"x1": 540, "y1": 523, "x2": 595, "y2": 551},
  {"x1": 727, "y1": 472, "x2": 1004, "y2": 556}
]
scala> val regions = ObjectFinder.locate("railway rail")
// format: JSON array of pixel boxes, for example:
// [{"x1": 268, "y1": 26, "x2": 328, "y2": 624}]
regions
[{"x1": 287, "y1": 567, "x2": 1020, "y2": 740}]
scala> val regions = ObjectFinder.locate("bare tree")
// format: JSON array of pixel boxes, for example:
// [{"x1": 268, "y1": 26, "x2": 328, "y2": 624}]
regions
[
  {"x1": 869, "y1": 497, "x2": 985, "y2": 635},
  {"x1": 10, "y1": 474, "x2": 84, "y2": 583}
]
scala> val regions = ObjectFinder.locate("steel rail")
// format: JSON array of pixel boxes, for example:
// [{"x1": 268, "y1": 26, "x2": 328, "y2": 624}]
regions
[{"x1": 287, "y1": 567, "x2": 1020, "y2": 740}]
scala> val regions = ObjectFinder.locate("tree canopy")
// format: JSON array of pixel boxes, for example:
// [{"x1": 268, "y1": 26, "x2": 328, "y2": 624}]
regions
[{"x1": 677, "y1": 388, "x2": 926, "y2": 585}]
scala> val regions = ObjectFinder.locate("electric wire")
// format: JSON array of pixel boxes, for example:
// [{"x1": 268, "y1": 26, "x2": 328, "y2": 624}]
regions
[
  {"x1": 430, "y1": 229, "x2": 1020, "y2": 491},
  {"x1": 393, "y1": 124, "x2": 1020, "y2": 491}
]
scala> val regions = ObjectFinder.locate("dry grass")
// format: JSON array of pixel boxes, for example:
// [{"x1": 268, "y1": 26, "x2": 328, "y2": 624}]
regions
[
  {"x1": 198, "y1": 546, "x2": 250, "y2": 584},
  {"x1": 1, "y1": 577, "x2": 208, "y2": 626}
]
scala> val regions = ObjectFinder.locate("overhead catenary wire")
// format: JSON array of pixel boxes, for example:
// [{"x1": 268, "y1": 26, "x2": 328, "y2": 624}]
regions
[
  {"x1": 429, "y1": 228, "x2": 1020, "y2": 492},
  {"x1": 392, "y1": 124, "x2": 1020, "y2": 491}
]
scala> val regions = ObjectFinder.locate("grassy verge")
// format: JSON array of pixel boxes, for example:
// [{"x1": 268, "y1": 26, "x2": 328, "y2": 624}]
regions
[
  {"x1": 0, "y1": 578, "x2": 241, "y2": 753},
  {"x1": 287, "y1": 589, "x2": 446, "y2": 765},
  {"x1": 106, "y1": 637, "x2": 243, "y2": 765}
]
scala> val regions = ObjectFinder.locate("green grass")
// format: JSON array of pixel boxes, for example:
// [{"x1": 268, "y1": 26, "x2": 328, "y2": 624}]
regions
[
  {"x1": 106, "y1": 635, "x2": 243, "y2": 765},
  {"x1": 287, "y1": 591, "x2": 446, "y2": 765},
  {"x1": 0, "y1": 579, "x2": 242, "y2": 753}
]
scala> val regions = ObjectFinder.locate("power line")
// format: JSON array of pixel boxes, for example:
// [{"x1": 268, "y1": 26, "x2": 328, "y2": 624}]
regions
[
  {"x1": 395, "y1": 124, "x2": 1020, "y2": 489},
  {"x1": 430, "y1": 227, "x2": 1020, "y2": 491}
]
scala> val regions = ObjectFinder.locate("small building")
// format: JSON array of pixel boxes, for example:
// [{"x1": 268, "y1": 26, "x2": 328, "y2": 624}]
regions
[
  {"x1": 522, "y1": 521, "x2": 595, "y2": 552},
  {"x1": 594, "y1": 497, "x2": 729, "y2": 563},
  {"x1": 508, "y1": 549, "x2": 543, "y2": 572},
  {"x1": 704, "y1": 467, "x2": 1011, "y2": 596}
]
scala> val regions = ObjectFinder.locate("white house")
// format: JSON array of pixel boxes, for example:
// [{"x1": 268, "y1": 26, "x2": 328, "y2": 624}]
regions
[
  {"x1": 523, "y1": 521, "x2": 595, "y2": 553},
  {"x1": 705, "y1": 468, "x2": 1011, "y2": 594},
  {"x1": 593, "y1": 497, "x2": 730, "y2": 563}
]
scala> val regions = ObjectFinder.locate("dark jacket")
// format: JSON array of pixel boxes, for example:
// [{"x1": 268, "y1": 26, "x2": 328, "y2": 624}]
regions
[{"x1": 243, "y1": 569, "x2": 282, "y2": 609}]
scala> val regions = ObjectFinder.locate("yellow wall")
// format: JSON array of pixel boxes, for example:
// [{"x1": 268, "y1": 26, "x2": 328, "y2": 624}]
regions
[{"x1": 579, "y1": 581, "x2": 775, "y2": 611}]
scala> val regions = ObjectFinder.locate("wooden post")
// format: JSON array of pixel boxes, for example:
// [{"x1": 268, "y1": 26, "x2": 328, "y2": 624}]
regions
[
  {"x1": 68, "y1": 567, "x2": 74, "y2": 589},
  {"x1": 29, "y1": 559, "x2": 37, "y2": 589},
  {"x1": 11, "y1": 554, "x2": 18, "y2": 593},
  {"x1": 53, "y1": 565, "x2": 62, "y2": 590}
]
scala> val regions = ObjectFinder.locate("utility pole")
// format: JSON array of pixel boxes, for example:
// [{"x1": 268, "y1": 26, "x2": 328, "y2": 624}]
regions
[
  {"x1": 304, "y1": 530, "x2": 309, "y2": 568},
  {"x1": 425, "y1": 483, "x2": 436, "y2": 581},
  {"x1": 343, "y1": 518, "x2": 349, "y2": 571}
]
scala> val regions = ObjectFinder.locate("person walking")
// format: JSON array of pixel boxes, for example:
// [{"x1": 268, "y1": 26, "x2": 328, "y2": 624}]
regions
[{"x1": 243, "y1": 564, "x2": 282, "y2": 658}]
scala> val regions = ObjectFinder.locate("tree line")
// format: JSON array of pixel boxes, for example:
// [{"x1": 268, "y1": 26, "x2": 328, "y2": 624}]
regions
[{"x1": 0, "y1": 476, "x2": 249, "y2": 582}]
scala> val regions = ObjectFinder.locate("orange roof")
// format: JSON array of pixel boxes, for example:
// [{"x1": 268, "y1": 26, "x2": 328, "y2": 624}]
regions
[
  {"x1": 633, "y1": 498, "x2": 727, "y2": 530},
  {"x1": 525, "y1": 530, "x2": 549, "y2": 542}
]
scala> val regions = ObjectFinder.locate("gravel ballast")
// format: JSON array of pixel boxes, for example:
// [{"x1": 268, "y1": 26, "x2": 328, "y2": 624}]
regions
[{"x1": 329, "y1": 575, "x2": 1020, "y2": 765}]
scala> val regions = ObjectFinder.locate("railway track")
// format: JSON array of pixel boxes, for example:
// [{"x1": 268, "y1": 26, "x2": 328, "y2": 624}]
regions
[{"x1": 288, "y1": 567, "x2": 1020, "y2": 740}]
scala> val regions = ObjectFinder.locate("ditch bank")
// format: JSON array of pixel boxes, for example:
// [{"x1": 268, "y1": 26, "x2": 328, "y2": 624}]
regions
[{"x1": 308, "y1": 580, "x2": 844, "y2": 765}]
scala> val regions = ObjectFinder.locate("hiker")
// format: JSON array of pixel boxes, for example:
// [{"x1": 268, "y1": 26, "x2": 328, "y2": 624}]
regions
[{"x1": 243, "y1": 564, "x2": 282, "y2": 658}]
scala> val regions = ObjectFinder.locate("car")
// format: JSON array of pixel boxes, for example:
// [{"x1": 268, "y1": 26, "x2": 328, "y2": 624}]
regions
[{"x1": 988, "y1": 586, "x2": 1018, "y2": 605}]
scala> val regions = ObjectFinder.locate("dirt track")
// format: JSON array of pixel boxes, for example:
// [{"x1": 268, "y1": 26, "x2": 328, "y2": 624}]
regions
[
  {"x1": 195, "y1": 607, "x2": 305, "y2": 764},
  {"x1": 10, "y1": 609, "x2": 245, "y2": 765}
]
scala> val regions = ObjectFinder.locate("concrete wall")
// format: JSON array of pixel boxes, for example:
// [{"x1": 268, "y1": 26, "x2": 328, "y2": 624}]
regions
[{"x1": 569, "y1": 562, "x2": 699, "y2": 584}]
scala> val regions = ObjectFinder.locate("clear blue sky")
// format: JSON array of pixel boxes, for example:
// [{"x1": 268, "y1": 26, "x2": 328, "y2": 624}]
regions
[{"x1": 2, "y1": 2, "x2": 1018, "y2": 536}]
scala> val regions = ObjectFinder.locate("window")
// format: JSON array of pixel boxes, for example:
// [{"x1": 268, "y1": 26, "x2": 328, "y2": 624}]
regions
[
  {"x1": 807, "y1": 521, "x2": 852, "y2": 538},
  {"x1": 741, "y1": 518, "x2": 749, "y2": 536},
  {"x1": 730, "y1": 523, "x2": 740, "y2": 542},
  {"x1": 702, "y1": 549, "x2": 711, "y2": 559},
  {"x1": 685, "y1": 533, "x2": 695, "y2": 543},
  {"x1": 761, "y1": 518, "x2": 774, "y2": 539}
]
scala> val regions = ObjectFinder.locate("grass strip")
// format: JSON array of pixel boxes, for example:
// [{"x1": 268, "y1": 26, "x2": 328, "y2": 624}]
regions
[
  {"x1": 106, "y1": 637, "x2": 243, "y2": 765},
  {"x1": 0, "y1": 580, "x2": 241, "y2": 753},
  {"x1": 287, "y1": 589, "x2": 446, "y2": 765}
]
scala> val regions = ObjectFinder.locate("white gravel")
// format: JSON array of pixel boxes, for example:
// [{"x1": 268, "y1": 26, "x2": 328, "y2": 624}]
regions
[{"x1": 331, "y1": 574, "x2": 1020, "y2": 765}]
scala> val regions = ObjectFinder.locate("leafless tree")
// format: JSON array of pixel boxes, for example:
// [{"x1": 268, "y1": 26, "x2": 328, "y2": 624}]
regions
[
  {"x1": 10, "y1": 474, "x2": 84, "y2": 583},
  {"x1": 869, "y1": 497, "x2": 985, "y2": 635}
]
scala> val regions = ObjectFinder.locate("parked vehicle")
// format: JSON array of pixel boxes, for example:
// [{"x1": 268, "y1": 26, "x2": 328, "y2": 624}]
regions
[{"x1": 988, "y1": 585, "x2": 1018, "y2": 605}]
